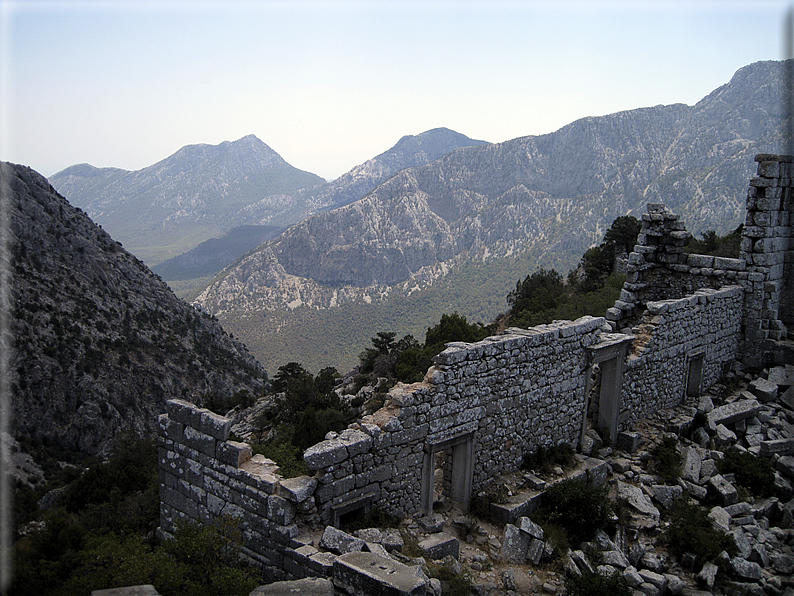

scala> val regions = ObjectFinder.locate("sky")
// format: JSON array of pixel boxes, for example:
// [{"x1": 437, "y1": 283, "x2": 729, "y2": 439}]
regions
[{"x1": 1, "y1": 0, "x2": 792, "y2": 182}]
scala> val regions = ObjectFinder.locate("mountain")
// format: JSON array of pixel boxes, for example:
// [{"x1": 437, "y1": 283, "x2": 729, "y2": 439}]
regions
[
  {"x1": 4, "y1": 162, "x2": 267, "y2": 456},
  {"x1": 49, "y1": 135, "x2": 325, "y2": 265},
  {"x1": 194, "y1": 60, "x2": 790, "y2": 373}
]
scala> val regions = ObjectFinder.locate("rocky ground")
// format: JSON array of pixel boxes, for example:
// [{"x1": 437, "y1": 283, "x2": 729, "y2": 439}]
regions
[{"x1": 257, "y1": 363, "x2": 794, "y2": 595}]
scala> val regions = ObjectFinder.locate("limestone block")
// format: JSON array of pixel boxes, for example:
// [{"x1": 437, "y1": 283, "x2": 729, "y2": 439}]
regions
[
  {"x1": 304, "y1": 439, "x2": 349, "y2": 471},
  {"x1": 320, "y1": 526, "x2": 365, "y2": 555},
  {"x1": 267, "y1": 495, "x2": 296, "y2": 526},
  {"x1": 526, "y1": 538, "x2": 545, "y2": 565},
  {"x1": 708, "y1": 475, "x2": 738, "y2": 507},
  {"x1": 650, "y1": 484, "x2": 683, "y2": 509},
  {"x1": 769, "y1": 365, "x2": 794, "y2": 386},
  {"x1": 776, "y1": 455, "x2": 794, "y2": 479},
  {"x1": 419, "y1": 532, "x2": 459, "y2": 561},
  {"x1": 708, "y1": 506, "x2": 732, "y2": 532},
  {"x1": 601, "y1": 549, "x2": 630, "y2": 569},
  {"x1": 750, "y1": 377, "x2": 778, "y2": 402},
  {"x1": 250, "y1": 578, "x2": 334, "y2": 595},
  {"x1": 697, "y1": 561, "x2": 719, "y2": 589},
  {"x1": 215, "y1": 440, "x2": 251, "y2": 467},
  {"x1": 182, "y1": 426, "x2": 216, "y2": 458},
  {"x1": 91, "y1": 586, "x2": 160, "y2": 596},
  {"x1": 332, "y1": 552, "x2": 427, "y2": 596},
  {"x1": 276, "y1": 476, "x2": 318, "y2": 503},
  {"x1": 731, "y1": 557, "x2": 763, "y2": 581},
  {"x1": 617, "y1": 481, "x2": 660, "y2": 518},
  {"x1": 197, "y1": 409, "x2": 232, "y2": 441},
  {"x1": 516, "y1": 516, "x2": 544, "y2": 540},
  {"x1": 338, "y1": 429, "x2": 374, "y2": 457},
  {"x1": 707, "y1": 399, "x2": 761, "y2": 428},
  {"x1": 760, "y1": 438, "x2": 794, "y2": 456},
  {"x1": 680, "y1": 446, "x2": 702, "y2": 484}
]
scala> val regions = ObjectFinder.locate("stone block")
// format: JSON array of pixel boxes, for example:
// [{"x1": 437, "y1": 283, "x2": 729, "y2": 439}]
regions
[
  {"x1": 781, "y1": 386, "x2": 794, "y2": 411},
  {"x1": 617, "y1": 481, "x2": 660, "y2": 518},
  {"x1": 250, "y1": 578, "x2": 334, "y2": 595},
  {"x1": 749, "y1": 378, "x2": 778, "y2": 402},
  {"x1": 419, "y1": 532, "x2": 459, "y2": 561},
  {"x1": 516, "y1": 516, "x2": 544, "y2": 540},
  {"x1": 215, "y1": 440, "x2": 251, "y2": 467},
  {"x1": 680, "y1": 446, "x2": 702, "y2": 484},
  {"x1": 650, "y1": 484, "x2": 683, "y2": 509},
  {"x1": 197, "y1": 409, "x2": 232, "y2": 441},
  {"x1": 500, "y1": 523, "x2": 530, "y2": 564},
  {"x1": 731, "y1": 557, "x2": 763, "y2": 581},
  {"x1": 617, "y1": 431, "x2": 642, "y2": 453},
  {"x1": 769, "y1": 365, "x2": 794, "y2": 386},
  {"x1": 526, "y1": 538, "x2": 545, "y2": 565},
  {"x1": 601, "y1": 549, "x2": 630, "y2": 569},
  {"x1": 708, "y1": 506, "x2": 731, "y2": 532},
  {"x1": 707, "y1": 399, "x2": 761, "y2": 428},
  {"x1": 91, "y1": 586, "x2": 160, "y2": 596},
  {"x1": 760, "y1": 438, "x2": 794, "y2": 456},
  {"x1": 320, "y1": 526, "x2": 365, "y2": 555},
  {"x1": 304, "y1": 439, "x2": 349, "y2": 470},
  {"x1": 276, "y1": 476, "x2": 318, "y2": 503},
  {"x1": 337, "y1": 429, "x2": 374, "y2": 457},
  {"x1": 776, "y1": 455, "x2": 794, "y2": 479},
  {"x1": 708, "y1": 474, "x2": 738, "y2": 506},
  {"x1": 332, "y1": 552, "x2": 427, "y2": 596},
  {"x1": 182, "y1": 426, "x2": 216, "y2": 458},
  {"x1": 267, "y1": 495, "x2": 296, "y2": 526}
]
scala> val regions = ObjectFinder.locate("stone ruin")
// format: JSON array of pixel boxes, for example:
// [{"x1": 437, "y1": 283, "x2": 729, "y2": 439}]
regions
[{"x1": 157, "y1": 155, "x2": 792, "y2": 593}]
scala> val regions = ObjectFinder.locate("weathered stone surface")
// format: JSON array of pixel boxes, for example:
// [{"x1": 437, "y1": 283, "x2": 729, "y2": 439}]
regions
[
  {"x1": 781, "y1": 386, "x2": 794, "y2": 411},
  {"x1": 91, "y1": 587, "x2": 160, "y2": 596},
  {"x1": 707, "y1": 399, "x2": 761, "y2": 427},
  {"x1": 250, "y1": 578, "x2": 335, "y2": 595},
  {"x1": 708, "y1": 506, "x2": 732, "y2": 532},
  {"x1": 618, "y1": 480, "x2": 660, "y2": 518},
  {"x1": 769, "y1": 365, "x2": 794, "y2": 386},
  {"x1": 304, "y1": 439, "x2": 349, "y2": 470},
  {"x1": 650, "y1": 484, "x2": 683, "y2": 509},
  {"x1": 320, "y1": 526, "x2": 365, "y2": 555},
  {"x1": 419, "y1": 532, "x2": 459, "y2": 561},
  {"x1": 526, "y1": 538, "x2": 545, "y2": 565},
  {"x1": 708, "y1": 474, "x2": 738, "y2": 506},
  {"x1": 731, "y1": 557, "x2": 763, "y2": 580},
  {"x1": 500, "y1": 524, "x2": 530, "y2": 564},
  {"x1": 680, "y1": 446, "x2": 702, "y2": 484},
  {"x1": 332, "y1": 552, "x2": 427, "y2": 596},
  {"x1": 516, "y1": 516, "x2": 544, "y2": 540},
  {"x1": 750, "y1": 378, "x2": 778, "y2": 402},
  {"x1": 760, "y1": 438, "x2": 794, "y2": 456},
  {"x1": 697, "y1": 561, "x2": 719, "y2": 589},
  {"x1": 602, "y1": 549, "x2": 630, "y2": 569},
  {"x1": 275, "y1": 476, "x2": 318, "y2": 503},
  {"x1": 777, "y1": 455, "x2": 794, "y2": 479}
]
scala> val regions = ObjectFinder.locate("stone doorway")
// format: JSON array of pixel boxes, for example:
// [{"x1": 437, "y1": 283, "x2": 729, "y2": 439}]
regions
[
  {"x1": 420, "y1": 433, "x2": 475, "y2": 516},
  {"x1": 686, "y1": 352, "x2": 705, "y2": 398},
  {"x1": 582, "y1": 334, "x2": 633, "y2": 447}
]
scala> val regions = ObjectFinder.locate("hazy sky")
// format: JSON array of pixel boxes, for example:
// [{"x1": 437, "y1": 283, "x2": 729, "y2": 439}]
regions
[{"x1": 1, "y1": 0, "x2": 792, "y2": 181}]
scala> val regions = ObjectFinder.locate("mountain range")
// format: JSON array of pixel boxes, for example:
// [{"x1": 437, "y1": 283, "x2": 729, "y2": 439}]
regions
[
  {"x1": 193, "y1": 60, "x2": 790, "y2": 373},
  {"x1": 5, "y1": 162, "x2": 267, "y2": 456}
]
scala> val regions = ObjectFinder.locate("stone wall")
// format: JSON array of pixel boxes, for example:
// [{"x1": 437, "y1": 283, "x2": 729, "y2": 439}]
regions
[{"x1": 621, "y1": 285, "x2": 744, "y2": 427}]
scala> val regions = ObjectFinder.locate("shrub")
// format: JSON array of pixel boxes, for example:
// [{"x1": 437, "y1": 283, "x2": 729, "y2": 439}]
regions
[
  {"x1": 717, "y1": 449, "x2": 775, "y2": 498},
  {"x1": 470, "y1": 483, "x2": 509, "y2": 522},
  {"x1": 651, "y1": 436, "x2": 682, "y2": 484},
  {"x1": 664, "y1": 500, "x2": 738, "y2": 569},
  {"x1": 532, "y1": 479, "x2": 611, "y2": 546},
  {"x1": 565, "y1": 568, "x2": 632, "y2": 596},
  {"x1": 251, "y1": 439, "x2": 310, "y2": 478},
  {"x1": 522, "y1": 443, "x2": 576, "y2": 475}
]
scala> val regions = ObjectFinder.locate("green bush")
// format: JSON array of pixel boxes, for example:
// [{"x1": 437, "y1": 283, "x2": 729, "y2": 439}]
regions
[
  {"x1": 664, "y1": 500, "x2": 738, "y2": 569},
  {"x1": 532, "y1": 479, "x2": 611, "y2": 547},
  {"x1": 651, "y1": 436, "x2": 682, "y2": 484},
  {"x1": 717, "y1": 449, "x2": 775, "y2": 498},
  {"x1": 251, "y1": 438, "x2": 310, "y2": 478},
  {"x1": 521, "y1": 443, "x2": 576, "y2": 475},
  {"x1": 565, "y1": 568, "x2": 632, "y2": 596},
  {"x1": 470, "y1": 483, "x2": 509, "y2": 522}
]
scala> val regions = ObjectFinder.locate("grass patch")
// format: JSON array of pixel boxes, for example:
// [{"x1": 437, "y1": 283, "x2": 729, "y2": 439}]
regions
[
  {"x1": 565, "y1": 568, "x2": 632, "y2": 596},
  {"x1": 250, "y1": 439, "x2": 310, "y2": 478}
]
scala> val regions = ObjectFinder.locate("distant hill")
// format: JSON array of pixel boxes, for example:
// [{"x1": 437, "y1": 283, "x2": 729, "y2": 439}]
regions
[
  {"x1": 5, "y1": 162, "x2": 267, "y2": 456},
  {"x1": 195, "y1": 60, "x2": 790, "y2": 373},
  {"x1": 49, "y1": 135, "x2": 325, "y2": 265}
]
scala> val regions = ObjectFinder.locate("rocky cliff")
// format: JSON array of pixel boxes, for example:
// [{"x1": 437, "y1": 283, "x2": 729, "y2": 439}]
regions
[{"x1": 4, "y1": 162, "x2": 267, "y2": 455}]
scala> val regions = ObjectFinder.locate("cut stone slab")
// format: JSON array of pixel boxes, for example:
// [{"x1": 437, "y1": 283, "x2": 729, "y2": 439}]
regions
[
  {"x1": 275, "y1": 476, "x2": 318, "y2": 503},
  {"x1": 681, "y1": 446, "x2": 702, "y2": 484},
  {"x1": 708, "y1": 474, "x2": 738, "y2": 507},
  {"x1": 777, "y1": 455, "x2": 794, "y2": 479},
  {"x1": 760, "y1": 438, "x2": 794, "y2": 456},
  {"x1": 617, "y1": 480, "x2": 660, "y2": 518},
  {"x1": 650, "y1": 484, "x2": 683, "y2": 509},
  {"x1": 320, "y1": 526, "x2": 365, "y2": 555},
  {"x1": 750, "y1": 378, "x2": 778, "y2": 402},
  {"x1": 333, "y1": 552, "x2": 427, "y2": 596},
  {"x1": 526, "y1": 538, "x2": 545, "y2": 565},
  {"x1": 250, "y1": 578, "x2": 335, "y2": 595},
  {"x1": 731, "y1": 557, "x2": 763, "y2": 581},
  {"x1": 516, "y1": 516, "x2": 545, "y2": 540},
  {"x1": 707, "y1": 399, "x2": 761, "y2": 428},
  {"x1": 500, "y1": 524, "x2": 530, "y2": 564},
  {"x1": 697, "y1": 561, "x2": 719, "y2": 589},
  {"x1": 769, "y1": 365, "x2": 794, "y2": 386},
  {"x1": 708, "y1": 506, "x2": 732, "y2": 532},
  {"x1": 781, "y1": 386, "x2": 794, "y2": 411},
  {"x1": 419, "y1": 532, "x2": 459, "y2": 561},
  {"x1": 91, "y1": 587, "x2": 160, "y2": 596}
]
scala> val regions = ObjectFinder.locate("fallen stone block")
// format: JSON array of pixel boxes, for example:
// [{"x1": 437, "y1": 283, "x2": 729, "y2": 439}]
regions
[
  {"x1": 500, "y1": 523, "x2": 530, "y2": 564},
  {"x1": 680, "y1": 446, "x2": 702, "y2": 484},
  {"x1": 708, "y1": 474, "x2": 738, "y2": 506},
  {"x1": 516, "y1": 516, "x2": 544, "y2": 540},
  {"x1": 650, "y1": 484, "x2": 683, "y2": 509},
  {"x1": 707, "y1": 399, "x2": 761, "y2": 428},
  {"x1": 250, "y1": 578, "x2": 335, "y2": 595},
  {"x1": 777, "y1": 455, "x2": 794, "y2": 479},
  {"x1": 276, "y1": 476, "x2": 318, "y2": 503},
  {"x1": 750, "y1": 378, "x2": 778, "y2": 403},
  {"x1": 602, "y1": 549, "x2": 630, "y2": 569},
  {"x1": 489, "y1": 491, "x2": 543, "y2": 525},
  {"x1": 617, "y1": 431, "x2": 642, "y2": 453},
  {"x1": 332, "y1": 552, "x2": 427, "y2": 596},
  {"x1": 617, "y1": 480, "x2": 660, "y2": 518},
  {"x1": 769, "y1": 365, "x2": 794, "y2": 387},
  {"x1": 731, "y1": 557, "x2": 763, "y2": 581},
  {"x1": 708, "y1": 506, "x2": 731, "y2": 532},
  {"x1": 304, "y1": 439, "x2": 349, "y2": 470},
  {"x1": 419, "y1": 532, "x2": 459, "y2": 561},
  {"x1": 417, "y1": 513, "x2": 445, "y2": 533},
  {"x1": 678, "y1": 478, "x2": 707, "y2": 500},
  {"x1": 760, "y1": 438, "x2": 794, "y2": 456},
  {"x1": 320, "y1": 526, "x2": 365, "y2": 555},
  {"x1": 91, "y1": 587, "x2": 160, "y2": 596},
  {"x1": 526, "y1": 538, "x2": 545, "y2": 565},
  {"x1": 697, "y1": 561, "x2": 719, "y2": 589}
]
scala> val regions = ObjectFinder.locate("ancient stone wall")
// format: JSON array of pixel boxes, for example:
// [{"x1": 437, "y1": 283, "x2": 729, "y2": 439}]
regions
[{"x1": 621, "y1": 286, "x2": 744, "y2": 427}]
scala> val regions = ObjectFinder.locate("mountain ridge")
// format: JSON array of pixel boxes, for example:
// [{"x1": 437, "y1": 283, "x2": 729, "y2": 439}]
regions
[{"x1": 194, "y1": 59, "x2": 788, "y2": 373}]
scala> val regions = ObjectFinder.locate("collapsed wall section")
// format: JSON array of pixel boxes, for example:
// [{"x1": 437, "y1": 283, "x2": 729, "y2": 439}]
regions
[{"x1": 621, "y1": 286, "x2": 744, "y2": 426}]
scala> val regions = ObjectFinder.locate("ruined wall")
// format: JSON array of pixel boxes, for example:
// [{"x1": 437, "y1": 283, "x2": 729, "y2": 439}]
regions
[
  {"x1": 740, "y1": 154, "x2": 793, "y2": 365},
  {"x1": 157, "y1": 399, "x2": 331, "y2": 581},
  {"x1": 304, "y1": 316, "x2": 605, "y2": 523},
  {"x1": 621, "y1": 286, "x2": 744, "y2": 426}
]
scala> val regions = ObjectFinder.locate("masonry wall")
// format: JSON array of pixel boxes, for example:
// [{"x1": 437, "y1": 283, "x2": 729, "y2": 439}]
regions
[
  {"x1": 621, "y1": 286, "x2": 744, "y2": 427},
  {"x1": 304, "y1": 316, "x2": 605, "y2": 523},
  {"x1": 158, "y1": 399, "x2": 331, "y2": 582}
]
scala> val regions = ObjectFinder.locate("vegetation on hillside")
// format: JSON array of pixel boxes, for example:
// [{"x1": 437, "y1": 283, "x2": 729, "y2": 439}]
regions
[{"x1": 684, "y1": 225, "x2": 743, "y2": 258}]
